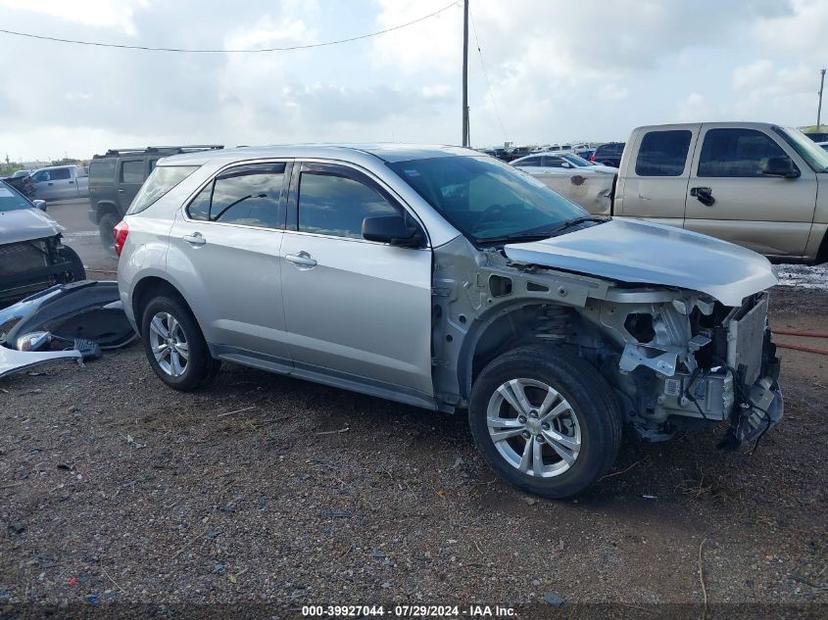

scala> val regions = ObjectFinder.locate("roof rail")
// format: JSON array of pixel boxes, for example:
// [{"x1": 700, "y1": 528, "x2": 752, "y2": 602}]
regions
[{"x1": 93, "y1": 145, "x2": 224, "y2": 158}]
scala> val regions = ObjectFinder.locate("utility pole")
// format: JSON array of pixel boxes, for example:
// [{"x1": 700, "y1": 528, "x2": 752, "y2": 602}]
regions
[
  {"x1": 818, "y1": 68, "x2": 826, "y2": 130},
  {"x1": 462, "y1": 0, "x2": 470, "y2": 147}
]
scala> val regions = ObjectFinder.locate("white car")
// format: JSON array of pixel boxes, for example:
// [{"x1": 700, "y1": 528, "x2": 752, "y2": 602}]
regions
[
  {"x1": 512, "y1": 152, "x2": 617, "y2": 175},
  {"x1": 510, "y1": 151, "x2": 617, "y2": 214}
]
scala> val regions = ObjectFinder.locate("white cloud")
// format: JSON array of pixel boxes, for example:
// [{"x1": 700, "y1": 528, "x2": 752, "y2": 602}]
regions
[{"x1": 0, "y1": 0, "x2": 147, "y2": 35}]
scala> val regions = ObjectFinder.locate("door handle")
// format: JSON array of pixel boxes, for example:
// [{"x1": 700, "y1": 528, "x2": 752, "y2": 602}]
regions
[
  {"x1": 118, "y1": 189, "x2": 126, "y2": 193},
  {"x1": 690, "y1": 186, "x2": 715, "y2": 206},
  {"x1": 68, "y1": 180, "x2": 75, "y2": 184},
  {"x1": 182, "y1": 232, "x2": 206, "y2": 246},
  {"x1": 638, "y1": 193, "x2": 651, "y2": 201},
  {"x1": 285, "y1": 251, "x2": 317, "y2": 268},
  {"x1": 47, "y1": 182, "x2": 53, "y2": 186}
]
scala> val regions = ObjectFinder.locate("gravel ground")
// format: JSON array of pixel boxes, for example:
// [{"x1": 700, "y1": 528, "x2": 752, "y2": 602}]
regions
[{"x1": 0, "y1": 286, "x2": 826, "y2": 618}]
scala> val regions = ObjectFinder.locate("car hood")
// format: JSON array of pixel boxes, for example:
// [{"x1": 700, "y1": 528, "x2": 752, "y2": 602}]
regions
[
  {"x1": 503, "y1": 218, "x2": 777, "y2": 306},
  {"x1": 0, "y1": 208, "x2": 63, "y2": 245}
]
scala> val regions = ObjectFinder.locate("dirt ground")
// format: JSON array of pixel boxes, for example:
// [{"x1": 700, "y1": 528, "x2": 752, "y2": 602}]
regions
[{"x1": 1, "y1": 285, "x2": 826, "y2": 618}]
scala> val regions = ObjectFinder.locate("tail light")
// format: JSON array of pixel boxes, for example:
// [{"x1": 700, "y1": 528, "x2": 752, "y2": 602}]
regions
[
  {"x1": 589, "y1": 152, "x2": 596, "y2": 161},
  {"x1": 113, "y1": 220, "x2": 129, "y2": 257}
]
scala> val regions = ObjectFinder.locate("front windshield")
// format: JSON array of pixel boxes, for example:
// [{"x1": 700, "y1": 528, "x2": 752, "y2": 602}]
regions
[
  {"x1": 0, "y1": 181, "x2": 34, "y2": 213},
  {"x1": 388, "y1": 156, "x2": 587, "y2": 243},
  {"x1": 773, "y1": 126, "x2": 828, "y2": 172},
  {"x1": 561, "y1": 154, "x2": 591, "y2": 167}
]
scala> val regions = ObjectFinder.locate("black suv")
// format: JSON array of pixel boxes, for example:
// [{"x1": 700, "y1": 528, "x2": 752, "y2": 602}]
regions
[
  {"x1": 88, "y1": 146, "x2": 222, "y2": 249},
  {"x1": 591, "y1": 142, "x2": 625, "y2": 168}
]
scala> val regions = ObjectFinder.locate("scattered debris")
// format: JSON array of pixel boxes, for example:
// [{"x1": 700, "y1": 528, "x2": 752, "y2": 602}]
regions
[
  {"x1": 217, "y1": 405, "x2": 256, "y2": 418},
  {"x1": 698, "y1": 538, "x2": 709, "y2": 619},
  {"x1": 543, "y1": 591, "x2": 565, "y2": 607},
  {"x1": 642, "y1": 494, "x2": 657, "y2": 500}
]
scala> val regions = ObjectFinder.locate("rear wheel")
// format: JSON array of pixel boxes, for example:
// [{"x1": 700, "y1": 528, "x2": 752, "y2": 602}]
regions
[
  {"x1": 98, "y1": 212, "x2": 119, "y2": 254},
  {"x1": 469, "y1": 345, "x2": 622, "y2": 498},
  {"x1": 141, "y1": 295, "x2": 220, "y2": 391}
]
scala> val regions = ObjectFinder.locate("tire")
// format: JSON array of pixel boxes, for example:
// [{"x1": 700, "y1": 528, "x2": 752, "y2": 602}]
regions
[
  {"x1": 469, "y1": 345, "x2": 622, "y2": 499},
  {"x1": 57, "y1": 246, "x2": 86, "y2": 282},
  {"x1": 140, "y1": 295, "x2": 220, "y2": 391},
  {"x1": 98, "y1": 212, "x2": 119, "y2": 253}
]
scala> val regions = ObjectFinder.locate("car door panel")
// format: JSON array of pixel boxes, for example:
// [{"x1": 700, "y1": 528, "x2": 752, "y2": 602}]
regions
[
  {"x1": 280, "y1": 162, "x2": 433, "y2": 397},
  {"x1": 616, "y1": 125, "x2": 698, "y2": 227},
  {"x1": 166, "y1": 161, "x2": 292, "y2": 362},
  {"x1": 684, "y1": 125, "x2": 816, "y2": 258}
]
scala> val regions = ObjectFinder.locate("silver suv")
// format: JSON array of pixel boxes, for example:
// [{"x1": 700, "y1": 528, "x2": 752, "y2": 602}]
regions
[{"x1": 117, "y1": 145, "x2": 783, "y2": 498}]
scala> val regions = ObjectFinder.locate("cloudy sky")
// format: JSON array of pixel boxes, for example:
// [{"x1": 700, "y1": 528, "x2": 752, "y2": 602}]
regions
[{"x1": 0, "y1": 0, "x2": 826, "y2": 161}]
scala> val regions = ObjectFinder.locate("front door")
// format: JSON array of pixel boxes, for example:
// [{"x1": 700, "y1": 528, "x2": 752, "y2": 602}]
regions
[
  {"x1": 615, "y1": 125, "x2": 698, "y2": 228},
  {"x1": 167, "y1": 162, "x2": 292, "y2": 365},
  {"x1": 280, "y1": 162, "x2": 433, "y2": 398},
  {"x1": 684, "y1": 125, "x2": 817, "y2": 259}
]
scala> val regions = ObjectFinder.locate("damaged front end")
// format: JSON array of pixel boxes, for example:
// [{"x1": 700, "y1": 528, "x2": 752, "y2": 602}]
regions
[{"x1": 585, "y1": 290, "x2": 782, "y2": 445}]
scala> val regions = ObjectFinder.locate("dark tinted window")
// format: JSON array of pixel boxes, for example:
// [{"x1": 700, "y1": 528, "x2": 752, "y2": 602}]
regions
[
  {"x1": 298, "y1": 172, "x2": 399, "y2": 239},
  {"x1": 121, "y1": 160, "x2": 145, "y2": 184},
  {"x1": 50, "y1": 167, "x2": 71, "y2": 180},
  {"x1": 89, "y1": 159, "x2": 116, "y2": 184},
  {"x1": 698, "y1": 129, "x2": 790, "y2": 177},
  {"x1": 31, "y1": 170, "x2": 48, "y2": 183},
  {"x1": 207, "y1": 164, "x2": 285, "y2": 228},
  {"x1": 597, "y1": 143, "x2": 623, "y2": 156},
  {"x1": 514, "y1": 156, "x2": 542, "y2": 167},
  {"x1": 635, "y1": 130, "x2": 692, "y2": 176}
]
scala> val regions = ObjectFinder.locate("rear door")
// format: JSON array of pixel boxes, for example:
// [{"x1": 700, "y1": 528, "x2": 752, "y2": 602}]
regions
[
  {"x1": 615, "y1": 126, "x2": 698, "y2": 228},
  {"x1": 684, "y1": 124, "x2": 816, "y2": 258},
  {"x1": 279, "y1": 162, "x2": 433, "y2": 398},
  {"x1": 118, "y1": 159, "x2": 146, "y2": 212},
  {"x1": 169, "y1": 162, "x2": 292, "y2": 363}
]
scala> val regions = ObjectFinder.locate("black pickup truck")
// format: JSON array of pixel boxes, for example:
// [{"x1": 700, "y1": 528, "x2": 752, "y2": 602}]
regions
[{"x1": 88, "y1": 146, "x2": 222, "y2": 249}]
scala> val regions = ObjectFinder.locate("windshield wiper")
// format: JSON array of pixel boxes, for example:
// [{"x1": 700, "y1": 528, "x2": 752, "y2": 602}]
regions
[{"x1": 477, "y1": 215, "x2": 608, "y2": 246}]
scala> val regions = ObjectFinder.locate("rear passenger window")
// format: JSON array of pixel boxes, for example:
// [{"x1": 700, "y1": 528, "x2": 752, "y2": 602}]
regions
[
  {"x1": 89, "y1": 159, "x2": 116, "y2": 184},
  {"x1": 121, "y1": 161, "x2": 145, "y2": 184},
  {"x1": 635, "y1": 130, "x2": 692, "y2": 176},
  {"x1": 698, "y1": 128, "x2": 788, "y2": 177},
  {"x1": 186, "y1": 163, "x2": 285, "y2": 228},
  {"x1": 298, "y1": 172, "x2": 399, "y2": 239}
]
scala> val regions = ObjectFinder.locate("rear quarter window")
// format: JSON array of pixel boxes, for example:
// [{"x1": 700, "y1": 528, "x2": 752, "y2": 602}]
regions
[
  {"x1": 127, "y1": 165, "x2": 199, "y2": 215},
  {"x1": 635, "y1": 130, "x2": 692, "y2": 176}
]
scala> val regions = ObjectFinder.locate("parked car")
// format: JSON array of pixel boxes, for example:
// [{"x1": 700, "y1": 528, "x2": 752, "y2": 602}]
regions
[
  {"x1": 117, "y1": 144, "x2": 782, "y2": 498},
  {"x1": 0, "y1": 180, "x2": 85, "y2": 307},
  {"x1": 515, "y1": 151, "x2": 617, "y2": 174},
  {"x1": 11, "y1": 169, "x2": 31, "y2": 178},
  {"x1": 804, "y1": 132, "x2": 828, "y2": 142},
  {"x1": 511, "y1": 152, "x2": 616, "y2": 213},
  {"x1": 610, "y1": 122, "x2": 828, "y2": 263},
  {"x1": 88, "y1": 146, "x2": 223, "y2": 249},
  {"x1": 29, "y1": 165, "x2": 89, "y2": 201},
  {"x1": 591, "y1": 142, "x2": 625, "y2": 167},
  {"x1": 2, "y1": 172, "x2": 34, "y2": 199}
]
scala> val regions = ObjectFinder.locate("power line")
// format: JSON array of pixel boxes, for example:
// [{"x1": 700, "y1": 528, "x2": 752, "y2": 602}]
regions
[
  {"x1": 0, "y1": 1, "x2": 460, "y2": 54},
  {"x1": 468, "y1": 4, "x2": 507, "y2": 144}
]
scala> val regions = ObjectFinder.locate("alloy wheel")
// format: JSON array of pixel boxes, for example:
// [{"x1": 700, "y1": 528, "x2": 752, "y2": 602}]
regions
[
  {"x1": 148, "y1": 311, "x2": 189, "y2": 378},
  {"x1": 486, "y1": 378, "x2": 582, "y2": 478}
]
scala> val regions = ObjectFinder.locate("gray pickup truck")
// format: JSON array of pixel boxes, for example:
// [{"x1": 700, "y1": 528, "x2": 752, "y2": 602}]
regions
[
  {"x1": 88, "y1": 146, "x2": 223, "y2": 249},
  {"x1": 30, "y1": 165, "x2": 89, "y2": 201}
]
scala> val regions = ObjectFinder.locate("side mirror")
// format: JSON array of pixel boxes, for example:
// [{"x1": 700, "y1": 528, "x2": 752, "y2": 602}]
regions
[
  {"x1": 33, "y1": 199, "x2": 47, "y2": 212},
  {"x1": 560, "y1": 161, "x2": 572, "y2": 168},
  {"x1": 761, "y1": 157, "x2": 800, "y2": 179},
  {"x1": 362, "y1": 214, "x2": 422, "y2": 247}
]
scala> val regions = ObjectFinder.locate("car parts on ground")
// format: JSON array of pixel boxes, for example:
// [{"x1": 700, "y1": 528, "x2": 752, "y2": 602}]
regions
[{"x1": 0, "y1": 280, "x2": 136, "y2": 380}]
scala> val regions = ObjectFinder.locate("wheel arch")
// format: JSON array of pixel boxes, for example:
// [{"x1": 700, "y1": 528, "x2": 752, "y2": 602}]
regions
[
  {"x1": 131, "y1": 276, "x2": 199, "y2": 338},
  {"x1": 456, "y1": 299, "x2": 588, "y2": 401},
  {"x1": 93, "y1": 200, "x2": 121, "y2": 223}
]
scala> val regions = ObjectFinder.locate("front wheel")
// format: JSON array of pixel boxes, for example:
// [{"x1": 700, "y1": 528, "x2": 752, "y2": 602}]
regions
[
  {"x1": 469, "y1": 345, "x2": 622, "y2": 499},
  {"x1": 57, "y1": 246, "x2": 86, "y2": 282}
]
